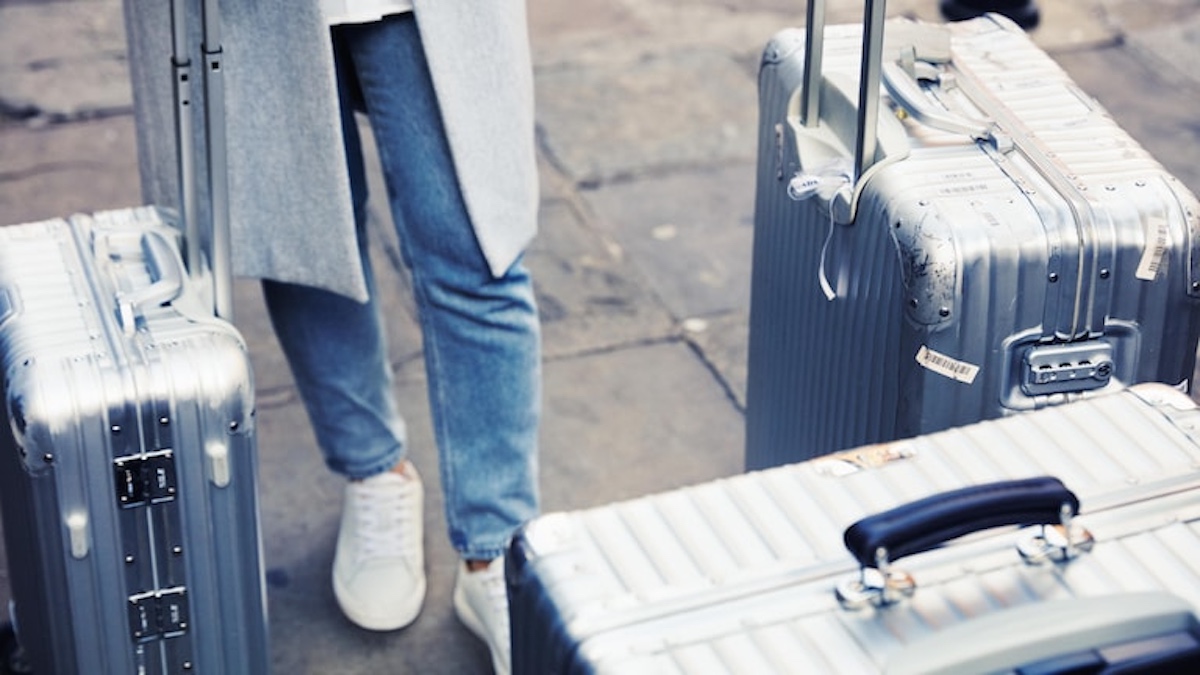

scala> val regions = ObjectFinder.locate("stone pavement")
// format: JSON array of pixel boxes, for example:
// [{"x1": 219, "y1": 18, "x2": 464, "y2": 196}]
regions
[{"x1": 2, "y1": 0, "x2": 1199, "y2": 672}]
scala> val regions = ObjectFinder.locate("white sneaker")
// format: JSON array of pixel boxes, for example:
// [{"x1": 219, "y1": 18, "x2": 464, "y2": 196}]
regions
[
  {"x1": 332, "y1": 464, "x2": 426, "y2": 631},
  {"x1": 453, "y1": 557, "x2": 511, "y2": 675}
]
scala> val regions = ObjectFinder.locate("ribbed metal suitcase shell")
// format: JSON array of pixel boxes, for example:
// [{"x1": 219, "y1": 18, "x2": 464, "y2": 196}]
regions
[
  {"x1": 0, "y1": 208, "x2": 268, "y2": 673},
  {"x1": 508, "y1": 383, "x2": 1200, "y2": 673},
  {"x1": 745, "y1": 15, "x2": 1200, "y2": 469}
]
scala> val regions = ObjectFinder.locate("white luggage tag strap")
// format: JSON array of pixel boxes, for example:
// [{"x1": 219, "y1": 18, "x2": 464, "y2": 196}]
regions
[{"x1": 787, "y1": 158, "x2": 853, "y2": 300}]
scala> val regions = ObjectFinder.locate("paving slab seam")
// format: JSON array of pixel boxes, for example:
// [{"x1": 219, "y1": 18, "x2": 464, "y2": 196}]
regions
[
  {"x1": 541, "y1": 333, "x2": 686, "y2": 364},
  {"x1": 0, "y1": 158, "x2": 118, "y2": 184},
  {"x1": 680, "y1": 334, "x2": 749, "y2": 414}
]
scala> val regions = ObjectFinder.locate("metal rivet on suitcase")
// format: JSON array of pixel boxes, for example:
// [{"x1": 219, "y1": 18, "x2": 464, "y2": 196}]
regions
[
  {"x1": 836, "y1": 547, "x2": 916, "y2": 609},
  {"x1": 1017, "y1": 503, "x2": 1095, "y2": 564}
]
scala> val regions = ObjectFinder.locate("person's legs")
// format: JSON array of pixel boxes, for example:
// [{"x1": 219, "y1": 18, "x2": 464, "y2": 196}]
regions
[
  {"x1": 260, "y1": 56, "x2": 404, "y2": 481},
  {"x1": 342, "y1": 14, "x2": 541, "y2": 564},
  {"x1": 260, "y1": 264, "x2": 408, "y2": 478},
  {"x1": 261, "y1": 30, "x2": 424, "y2": 632},
  {"x1": 341, "y1": 15, "x2": 539, "y2": 671}
]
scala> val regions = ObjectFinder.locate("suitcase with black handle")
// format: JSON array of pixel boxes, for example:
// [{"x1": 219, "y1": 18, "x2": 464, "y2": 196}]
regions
[{"x1": 508, "y1": 383, "x2": 1200, "y2": 673}]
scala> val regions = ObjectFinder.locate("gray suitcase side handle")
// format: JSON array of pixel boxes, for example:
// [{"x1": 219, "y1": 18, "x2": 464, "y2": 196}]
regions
[
  {"x1": 842, "y1": 476, "x2": 1079, "y2": 569},
  {"x1": 880, "y1": 60, "x2": 997, "y2": 142},
  {"x1": 114, "y1": 230, "x2": 187, "y2": 334}
]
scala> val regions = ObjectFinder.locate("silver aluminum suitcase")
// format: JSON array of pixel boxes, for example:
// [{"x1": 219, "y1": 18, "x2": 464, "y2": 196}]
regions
[
  {"x1": 0, "y1": 1, "x2": 268, "y2": 672},
  {"x1": 0, "y1": 210, "x2": 266, "y2": 674},
  {"x1": 507, "y1": 383, "x2": 1200, "y2": 673},
  {"x1": 745, "y1": 0, "x2": 1200, "y2": 469}
]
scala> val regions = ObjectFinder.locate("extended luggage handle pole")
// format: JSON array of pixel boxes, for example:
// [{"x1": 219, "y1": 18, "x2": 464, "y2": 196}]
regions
[
  {"x1": 799, "y1": 0, "x2": 825, "y2": 128},
  {"x1": 800, "y1": 0, "x2": 888, "y2": 183},
  {"x1": 855, "y1": 0, "x2": 886, "y2": 183},
  {"x1": 169, "y1": 0, "x2": 197, "y2": 281},
  {"x1": 201, "y1": 0, "x2": 232, "y2": 320},
  {"x1": 169, "y1": 0, "x2": 233, "y2": 320}
]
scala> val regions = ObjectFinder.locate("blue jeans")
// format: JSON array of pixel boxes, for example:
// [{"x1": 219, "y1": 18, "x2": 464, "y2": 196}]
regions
[{"x1": 262, "y1": 14, "x2": 541, "y2": 561}]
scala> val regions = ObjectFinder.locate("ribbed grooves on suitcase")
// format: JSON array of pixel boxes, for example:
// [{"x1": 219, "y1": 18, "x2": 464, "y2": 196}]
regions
[
  {"x1": 746, "y1": 54, "x2": 905, "y2": 470},
  {"x1": 951, "y1": 21, "x2": 1200, "y2": 387},
  {"x1": 0, "y1": 221, "x2": 100, "y2": 361}
]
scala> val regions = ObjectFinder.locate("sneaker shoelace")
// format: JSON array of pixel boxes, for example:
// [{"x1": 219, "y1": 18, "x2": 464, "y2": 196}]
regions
[{"x1": 349, "y1": 477, "x2": 418, "y2": 563}]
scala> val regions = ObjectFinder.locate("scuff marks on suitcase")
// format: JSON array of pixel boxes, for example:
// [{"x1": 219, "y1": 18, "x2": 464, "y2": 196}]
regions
[
  {"x1": 6, "y1": 387, "x2": 56, "y2": 474},
  {"x1": 892, "y1": 206, "x2": 958, "y2": 326},
  {"x1": 7, "y1": 393, "x2": 27, "y2": 444}
]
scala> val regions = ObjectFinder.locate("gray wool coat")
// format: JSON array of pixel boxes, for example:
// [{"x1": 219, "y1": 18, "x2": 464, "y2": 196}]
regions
[{"x1": 122, "y1": 1, "x2": 539, "y2": 302}]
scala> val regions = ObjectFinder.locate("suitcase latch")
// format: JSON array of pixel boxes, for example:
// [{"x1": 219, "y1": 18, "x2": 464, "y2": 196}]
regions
[
  {"x1": 127, "y1": 586, "x2": 190, "y2": 642},
  {"x1": 114, "y1": 450, "x2": 177, "y2": 508}
]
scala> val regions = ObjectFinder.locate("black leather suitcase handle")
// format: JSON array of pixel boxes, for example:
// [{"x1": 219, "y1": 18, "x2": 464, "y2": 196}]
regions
[{"x1": 843, "y1": 476, "x2": 1079, "y2": 568}]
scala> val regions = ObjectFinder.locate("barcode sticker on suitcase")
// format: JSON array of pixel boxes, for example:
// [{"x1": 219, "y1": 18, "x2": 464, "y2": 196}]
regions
[
  {"x1": 916, "y1": 345, "x2": 980, "y2": 384},
  {"x1": 1136, "y1": 215, "x2": 1169, "y2": 281}
]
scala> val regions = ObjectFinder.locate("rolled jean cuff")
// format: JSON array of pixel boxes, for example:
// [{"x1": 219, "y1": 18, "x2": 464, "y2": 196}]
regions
[
  {"x1": 326, "y1": 444, "x2": 404, "y2": 482},
  {"x1": 459, "y1": 545, "x2": 511, "y2": 563}
]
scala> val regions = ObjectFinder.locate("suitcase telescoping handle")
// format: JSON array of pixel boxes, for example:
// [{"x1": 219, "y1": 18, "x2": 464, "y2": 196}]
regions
[
  {"x1": 800, "y1": 2, "x2": 1004, "y2": 191},
  {"x1": 801, "y1": 0, "x2": 888, "y2": 184},
  {"x1": 170, "y1": 0, "x2": 232, "y2": 320},
  {"x1": 842, "y1": 476, "x2": 1080, "y2": 569}
]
